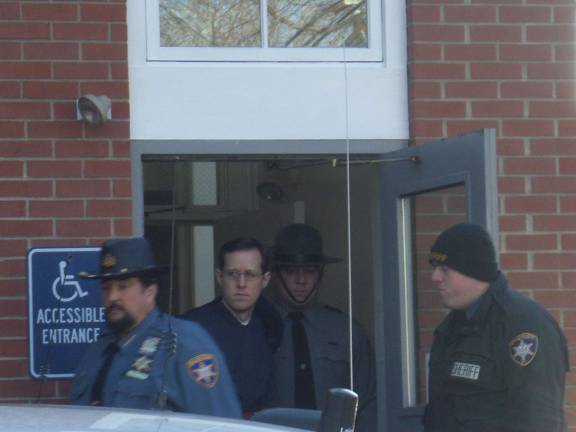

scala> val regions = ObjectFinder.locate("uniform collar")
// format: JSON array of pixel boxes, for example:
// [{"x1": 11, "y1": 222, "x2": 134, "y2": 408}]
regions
[{"x1": 117, "y1": 307, "x2": 160, "y2": 349}]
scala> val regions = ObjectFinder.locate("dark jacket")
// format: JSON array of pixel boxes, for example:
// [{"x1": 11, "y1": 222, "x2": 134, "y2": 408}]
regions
[
  {"x1": 424, "y1": 272, "x2": 569, "y2": 432},
  {"x1": 181, "y1": 296, "x2": 283, "y2": 414}
]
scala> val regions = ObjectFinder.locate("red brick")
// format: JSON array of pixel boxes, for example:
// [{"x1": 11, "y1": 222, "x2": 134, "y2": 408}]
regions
[
  {"x1": 559, "y1": 158, "x2": 576, "y2": 175},
  {"x1": 53, "y1": 23, "x2": 109, "y2": 41},
  {"x1": 559, "y1": 120, "x2": 576, "y2": 137},
  {"x1": 555, "y1": 44, "x2": 576, "y2": 61},
  {"x1": 497, "y1": 139, "x2": 526, "y2": 156},
  {"x1": 0, "y1": 160, "x2": 23, "y2": 177},
  {"x1": 505, "y1": 195, "x2": 557, "y2": 213},
  {"x1": 507, "y1": 271, "x2": 559, "y2": 289},
  {"x1": 503, "y1": 157, "x2": 556, "y2": 175},
  {"x1": 528, "y1": 63, "x2": 576, "y2": 80},
  {"x1": 408, "y1": 5, "x2": 441, "y2": 23},
  {"x1": 500, "y1": 6, "x2": 552, "y2": 23},
  {"x1": 501, "y1": 81, "x2": 553, "y2": 99},
  {"x1": 472, "y1": 101, "x2": 524, "y2": 118},
  {"x1": 445, "y1": 81, "x2": 497, "y2": 98},
  {"x1": 561, "y1": 197, "x2": 576, "y2": 213},
  {"x1": 0, "y1": 141, "x2": 52, "y2": 158},
  {"x1": 498, "y1": 176, "x2": 526, "y2": 193},
  {"x1": 410, "y1": 43, "x2": 442, "y2": 61},
  {"x1": 111, "y1": 102, "x2": 129, "y2": 120},
  {"x1": 534, "y1": 253, "x2": 576, "y2": 270},
  {"x1": 534, "y1": 215, "x2": 576, "y2": 231},
  {"x1": 81, "y1": 4, "x2": 126, "y2": 22},
  {"x1": 22, "y1": 3, "x2": 78, "y2": 20},
  {"x1": 56, "y1": 180, "x2": 111, "y2": 198},
  {"x1": 530, "y1": 101, "x2": 576, "y2": 118},
  {"x1": 554, "y1": 6, "x2": 576, "y2": 23},
  {"x1": 84, "y1": 160, "x2": 130, "y2": 178},
  {"x1": 0, "y1": 259, "x2": 25, "y2": 277},
  {"x1": 0, "y1": 121, "x2": 24, "y2": 138},
  {"x1": 113, "y1": 218, "x2": 133, "y2": 237},
  {"x1": 0, "y1": 359, "x2": 27, "y2": 377},
  {"x1": 445, "y1": 6, "x2": 496, "y2": 22},
  {"x1": 0, "y1": 379, "x2": 56, "y2": 398},
  {"x1": 506, "y1": 233, "x2": 558, "y2": 250},
  {"x1": 111, "y1": 24, "x2": 128, "y2": 43},
  {"x1": 471, "y1": 63, "x2": 523, "y2": 79},
  {"x1": 83, "y1": 43, "x2": 127, "y2": 61},
  {"x1": 0, "y1": 220, "x2": 52, "y2": 237},
  {"x1": 446, "y1": 120, "x2": 499, "y2": 137},
  {"x1": 28, "y1": 121, "x2": 84, "y2": 139},
  {"x1": 0, "y1": 42, "x2": 21, "y2": 60},
  {"x1": 502, "y1": 120, "x2": 555, "y2": 137},
  {"x1": 470, "y1": 25, "x2": 522, "y2": 42},
  {"x1": 87, "y1": 199, "x2": 131, "y2": 217},
  {"x1": 563, "y1": 273, "x2": 576, "y2": 289},
  {"x1": 0, "y1": 181, "x2": 52, "y2": 197},
  {"x1": 55, "y1": 140, "x2": 109, "y2": 158},
  {"x1": 533, "y1": 176, "x2": 576, "y2": 193},
  {"x1": 535, "y1": 290, "x2": 576, "y2": 309},
  {"x1": 445, "y1": 44, "x2": 496, "y2": 61},
  {"x1": 411, "y1": 63, "x2": 466, "y2": 80},
  {"x1": 413, "y1": 101, "x2": 466, "y2": 118},
  {"x1": 527, "y1": 25, "x2": 576, "y2": 42},
  {"x1": 111, "y1": 62, "x2": 128, "y2": 80},
  {"x1": 0, "y1": 201, "x2": 26, "y2": 217},
  {"x1": 31, "y1": 238, "x2": 87, "y2": 248},
  {"x1": 56, "y1": 219, "x2": 111, "y2": 237},
  {"x1": 531, "y1": 139, "x2": 576, "y2": 156},
  {"x1": 0, "y1": 81, "x2": 20, "y2": 98},
  {"x1": 557, "y1": 82, "x2": 576, "y2": 99},
  {"x1": 23, "y1": 82, "x2": 78, "y2": 100},
  {"x1": 29, "y1": 200, "x2": 84, "y2": 217},
  {"x1": 500, "y1": 44, "x2": 552, "y2": 62},
  {"x1": 113, "y1": 179, "x2": 132, "y2": 197},
  {"x1": 53, "y1": 62, "x2": 109, "y2": 80},
  {"x1": 499, "y1": 215, "x2": 527, "y2": 231},
  {"x1": 80, "y1": 82, "x2": 128, "y2": 99},
  {"x1": 23, "y1": 42, "x2": 79, "y2": 60},
  {"x1": 411, "y1": 25, "x2": 465, "y2": 42},
  {"x1": 53, "y1": 101, "x2": 77, "y2": 120},
  {"x1": 0, "y1": 62, "x2": 51, "y2": 79},
  {"x1": 0, "y1": 102, "x2": 50, "y2": 120},
  {"x1": 84, "y1": 120, "x2": 129, "y2": 139},
  {"x1": 0, "y1": 23, "x2": 50, "y2": 40},
  {"x1": 563, "y1": 234, "x2": 576, "y2": 250},
  {"x1": 28, "y1": 160, "x2": 82, "y2": 178},
  {"x1": 0, "y1": 280, "x2": 26, "y2": 297},
  {"x1": 0, "y1": 3, "x2": 20, "y2": 20},
  {"x1": 411, "y1": 120, "x2": 444, "y2": 139},
  {"x1": 500, "y1": 252, "x2": 528, "y2": 270},
  {"x1": 410, "y1": 82, "x2": 441, "y2": 99},
  {"x1": 112, "y1": 141, "x2": 129, "y2": 159},
  {"x1": 0, "y1": 240, "x2": 26, "y2": 257}
]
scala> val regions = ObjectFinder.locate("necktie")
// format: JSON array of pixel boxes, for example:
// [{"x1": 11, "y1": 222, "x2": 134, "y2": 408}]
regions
[
  {"x1": 289, "y1": 311, "x2": 316, "y2": 409},
  {"x1": 91, "y1": 341, "x2": 118, "y2": 404}
]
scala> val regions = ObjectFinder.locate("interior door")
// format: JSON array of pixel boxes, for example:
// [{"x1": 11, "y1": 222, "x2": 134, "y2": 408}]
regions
[{"x1": 376, "y1": 129, "x2": 498, "y2": 431}]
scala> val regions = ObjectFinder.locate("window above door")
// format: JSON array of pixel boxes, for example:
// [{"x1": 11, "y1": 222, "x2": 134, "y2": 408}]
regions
[{"x1": 145, "y1": 0, "x2": 383, "y2": 61}]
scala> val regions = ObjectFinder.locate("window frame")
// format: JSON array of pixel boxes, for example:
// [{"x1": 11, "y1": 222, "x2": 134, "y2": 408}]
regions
[{"x1": 145, "y1": 0, "x2": 384, "y2": 62}]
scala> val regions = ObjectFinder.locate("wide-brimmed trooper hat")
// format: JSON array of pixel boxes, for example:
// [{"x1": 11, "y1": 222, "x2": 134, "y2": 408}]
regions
[
  {"x1": 273, "y1": 223, "x2": 342, "y2": 267},
  {"x1": 79, "y1": 237, "x2": 168, "y2": 280}
]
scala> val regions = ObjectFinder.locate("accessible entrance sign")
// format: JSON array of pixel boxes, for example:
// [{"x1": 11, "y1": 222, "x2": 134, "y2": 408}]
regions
[{"x1": 27, "y1": 247, "x2": 104, "y2": 379}]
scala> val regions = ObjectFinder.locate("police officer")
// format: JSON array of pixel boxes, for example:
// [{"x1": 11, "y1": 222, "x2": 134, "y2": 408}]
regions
[
  {"x1": 69, "y1": 237, "x2": 241, "y2": 418},
  {"x1": 271, "y1": 223, "x2": 377, "y2": 431},
  {"x1": 424, "y1": 223, "x2": 569, "y2": 432},
  {"x1": 181, "y1": 237, "x2": 283, "y2": 416}
]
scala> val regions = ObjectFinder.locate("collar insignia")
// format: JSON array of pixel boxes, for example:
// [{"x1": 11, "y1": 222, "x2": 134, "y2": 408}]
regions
[
  {"x1": 187, "y1": 354, "x2": 219, "y2": 389},
  {"x1": 509, "y1": 332, "x2": 538, "y2": 366}
]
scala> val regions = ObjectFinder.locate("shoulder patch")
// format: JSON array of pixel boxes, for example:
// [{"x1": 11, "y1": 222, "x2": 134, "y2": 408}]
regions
[
  {"x1": 509, "y1": 332, "x2": 538, "y2": 366},
  {"x1": 186, "y1": 354, "x2": 219, "y2": 388}
]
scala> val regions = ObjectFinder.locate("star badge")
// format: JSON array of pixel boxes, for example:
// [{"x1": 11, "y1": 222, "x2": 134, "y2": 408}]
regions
[
  {"x1": 186, "y1": 354, "x2": 219, "y2": 389},
  {"x1": 509, "y1": 332, "x2": 539, "y2": 366}
]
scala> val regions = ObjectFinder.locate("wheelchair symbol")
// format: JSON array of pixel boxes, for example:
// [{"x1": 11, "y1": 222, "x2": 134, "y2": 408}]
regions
[{"x1": 52, "y1": 260, "x2": 88, "y2": 302}]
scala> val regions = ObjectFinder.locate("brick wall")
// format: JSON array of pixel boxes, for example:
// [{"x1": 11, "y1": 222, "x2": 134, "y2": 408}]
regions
[
  {"x1": 0, "y1": 1, "x2": 130, "y2": 402},
  {"x1": 408, "y1": 0, "x2": 576, "y2": 428}
]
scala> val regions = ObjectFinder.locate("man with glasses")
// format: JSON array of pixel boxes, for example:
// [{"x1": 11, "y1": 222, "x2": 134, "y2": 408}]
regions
[
  {"x1": 181, "y1": 237, "x2": 283, "y2": 417},
  {"x1": 271, "y1": 223, "x2": 376, "y2": 431}
]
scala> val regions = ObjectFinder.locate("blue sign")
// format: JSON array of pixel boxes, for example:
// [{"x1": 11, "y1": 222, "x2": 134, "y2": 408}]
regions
[{"x1": 27, "y1": 247, "x2": 104, "y2": 379}]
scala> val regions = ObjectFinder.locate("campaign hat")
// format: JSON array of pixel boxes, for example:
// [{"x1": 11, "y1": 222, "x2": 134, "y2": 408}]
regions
[{"x1": 273, "y1": 223, "x2": 342, "y2": 267}]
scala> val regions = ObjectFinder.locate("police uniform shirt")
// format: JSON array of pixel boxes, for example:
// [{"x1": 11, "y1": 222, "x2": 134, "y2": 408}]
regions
[
  {"x1": 181, "y1": 297, "x2": 283, "y2": 414},
  {"x1": 273, "y1": 302, "x2": 377, "y2": 431},
  {"x1": 70, "y1": 308, "x2": 241, "y2": 418},
  {"x1": 424, "y1": 272, "x2": 569, "y2": 432}
]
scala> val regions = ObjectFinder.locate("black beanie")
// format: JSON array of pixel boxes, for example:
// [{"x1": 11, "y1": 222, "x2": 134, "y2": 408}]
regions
[{"x1": 429, "y1": 223, "x2": 499, "y2": 282}]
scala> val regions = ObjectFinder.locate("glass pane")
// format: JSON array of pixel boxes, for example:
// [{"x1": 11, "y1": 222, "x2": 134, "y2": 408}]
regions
[
  {"x1": 268, "y1": 0, "x2": 368, "y2": 48},
  {"x1": 159, "y1": 0, "x2": 261, "y2": 47},
  {"x1": 406, "y1": 184, "x2": 467, "y2": 407}
]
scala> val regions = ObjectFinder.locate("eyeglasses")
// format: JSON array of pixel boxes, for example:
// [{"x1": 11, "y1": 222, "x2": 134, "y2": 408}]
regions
[{"x1": 221, "y1": 270, "x2": 264, "y2": 282}]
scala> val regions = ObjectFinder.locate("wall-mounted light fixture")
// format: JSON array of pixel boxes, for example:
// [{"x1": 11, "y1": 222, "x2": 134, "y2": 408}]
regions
[{"x1": 76, "y1": 94, "x2": 112, "y2": 127}]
